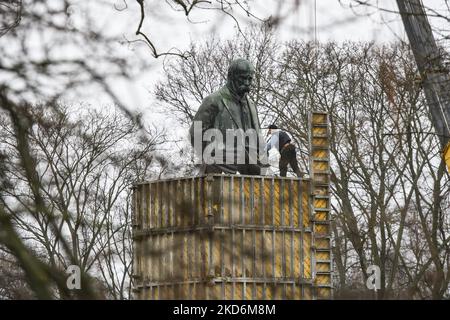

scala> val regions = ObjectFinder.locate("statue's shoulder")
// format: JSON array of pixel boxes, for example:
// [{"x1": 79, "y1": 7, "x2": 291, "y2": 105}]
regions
[
  {"x1": 203, "y1": 86, "x2": 228, "y2": 106},
  {"x1": 212, "y1": 86, "x2": 229, "y2": 99}
]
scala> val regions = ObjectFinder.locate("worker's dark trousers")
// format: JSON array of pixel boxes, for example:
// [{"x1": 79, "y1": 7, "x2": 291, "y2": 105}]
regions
[{"x1": 279, "y1": 144, "x2": 302, "y2": 177}]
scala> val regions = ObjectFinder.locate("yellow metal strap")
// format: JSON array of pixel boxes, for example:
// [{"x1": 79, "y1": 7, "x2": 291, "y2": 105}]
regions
[{"x1": 444, "y1": 141, "x2": 450, "y2": 173}]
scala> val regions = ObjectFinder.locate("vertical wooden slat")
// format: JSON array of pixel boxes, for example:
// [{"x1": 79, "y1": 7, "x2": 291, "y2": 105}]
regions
[
  {"x1": 275, "y1": 231, "x2": 282, "y2": 278},
  {"x1": 143, "y1": 184, "x2": 148, "y2": 230},
  {"x1": 286, "y1": 231, "x2": 292, "y2": 278},
  {"x1": 260, "y1": 178, "x2": 264, "y2": 225},
  {"x1": 250, "y1": 178, "x2": 254, "y2": 225},
  {"x1": 280, "y1": 179, "x2": 285, "y2": 226},
  {"x1": 154, "y1": 234, "x2": 160, "y2": 283}
]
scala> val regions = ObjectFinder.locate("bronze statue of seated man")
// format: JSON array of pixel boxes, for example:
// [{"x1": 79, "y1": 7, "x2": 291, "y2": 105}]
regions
[{"x1": 189, "y1": 58, "x2": 268, "y2": 175}]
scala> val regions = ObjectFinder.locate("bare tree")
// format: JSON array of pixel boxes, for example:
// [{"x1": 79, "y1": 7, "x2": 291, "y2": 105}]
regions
[
  {"x1": 0, "y1": 103, "x2": 164, "y2": 299},
  {"x1": 154, "y1": 24, "x2": 280, "y2": 125},
  {"x1": 0, "y1": 0, "x2": 155, "y2": 299},
  {"x1": 0, "y1": 247, "x2": 34, "y2": 299},
  {"x1": 279, "y1": 41, "x2": 450, "y2": 299},
  {"x1": 153, "y1": 29, "x2": 450, "y2": 298}
]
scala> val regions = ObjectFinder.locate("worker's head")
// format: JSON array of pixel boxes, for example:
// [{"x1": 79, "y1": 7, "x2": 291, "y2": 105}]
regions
[
  {"x1": 268, "y1": 124, "x2": 278, "y2": 135},
  {"x1": 227, "y1": 58, "x2": 254, "y2": 97}
]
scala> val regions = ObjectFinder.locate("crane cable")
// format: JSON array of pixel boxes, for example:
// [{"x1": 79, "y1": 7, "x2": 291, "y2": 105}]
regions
[{"x1": 314, "y1": 0, "x2": 317, "y2": 48}]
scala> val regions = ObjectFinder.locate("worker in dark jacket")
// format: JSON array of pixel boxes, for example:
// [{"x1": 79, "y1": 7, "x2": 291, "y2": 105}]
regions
[{"x1": 265, "y1": 124, "x2": 303, "y2": 177}]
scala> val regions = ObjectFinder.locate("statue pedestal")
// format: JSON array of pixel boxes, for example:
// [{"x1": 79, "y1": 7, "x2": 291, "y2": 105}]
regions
[{"x1": 132, "y1": 112, "x2": 332, "y2": 300}]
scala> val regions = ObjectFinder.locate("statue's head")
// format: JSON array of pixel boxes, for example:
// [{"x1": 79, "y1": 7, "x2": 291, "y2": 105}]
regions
[{"x1": 227, "y1": 58, "x2": 255, "y2": 97}]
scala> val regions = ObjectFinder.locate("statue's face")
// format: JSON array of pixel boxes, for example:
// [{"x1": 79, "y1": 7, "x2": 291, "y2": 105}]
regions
[
  {"x1": 233, "y1": 71, "x2": 254, "y2": 96},
  {"x1": 229, "y1": 60, "x2": 254, "y2": 96}
]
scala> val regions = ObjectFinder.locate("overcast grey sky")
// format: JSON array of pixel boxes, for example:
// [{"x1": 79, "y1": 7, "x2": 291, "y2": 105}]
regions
[{"x1": 65, "y1": 0, "x2": 446, "y2": 128}]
